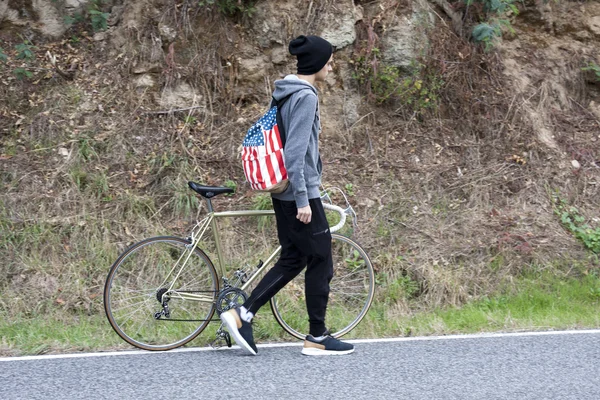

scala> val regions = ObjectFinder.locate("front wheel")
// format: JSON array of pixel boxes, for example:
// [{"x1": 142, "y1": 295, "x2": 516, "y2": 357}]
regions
[
  {"x1": 270, "y1": 234, "x2": 375, "y2": 339},
  {"x1": 104, "y1": 236, "x2": 219, "y2": 351}
]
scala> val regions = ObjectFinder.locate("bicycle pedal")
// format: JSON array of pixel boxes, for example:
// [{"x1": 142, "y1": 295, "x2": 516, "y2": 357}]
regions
[
  {"x1": 209, "y1": 337, "x2": 226, "y2": 349},
  {"x1": 210, "y1": 327, "x2": 233, "y2": 349}
]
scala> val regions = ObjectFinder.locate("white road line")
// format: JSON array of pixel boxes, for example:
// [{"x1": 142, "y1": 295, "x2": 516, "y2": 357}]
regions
[{"x1": 2, "y1": 329, "x2": 599, "y2": 362}]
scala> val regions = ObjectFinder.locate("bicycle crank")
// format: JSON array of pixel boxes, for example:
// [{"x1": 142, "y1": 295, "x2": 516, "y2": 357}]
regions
[{"x1": 215, "y1": 287, "x2": 247, "y2": 314}]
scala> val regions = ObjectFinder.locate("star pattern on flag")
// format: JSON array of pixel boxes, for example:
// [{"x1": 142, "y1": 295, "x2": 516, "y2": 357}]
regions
[{"x1": 243, "y1": 107, "x2": 278, "y2": 147}]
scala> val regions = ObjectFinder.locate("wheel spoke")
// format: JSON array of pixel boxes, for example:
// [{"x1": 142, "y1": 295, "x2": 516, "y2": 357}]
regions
[
  {"x1": 270, "y1": 234, "x2": 374, "y2": 339},
  {"x1": 104, "y1": 237, "x2": 218, "y2": 350}
]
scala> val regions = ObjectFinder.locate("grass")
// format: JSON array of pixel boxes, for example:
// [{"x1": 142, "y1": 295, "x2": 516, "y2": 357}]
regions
[
  {"x1": 0, "y1": 315, "x2": 122, "y2": 356},
  {"x1": 382, "y1": 271, "x2": 600, "y2": 337},
  {"x1": 1, "y1": 271, "x2": 599, "y2": 356}
]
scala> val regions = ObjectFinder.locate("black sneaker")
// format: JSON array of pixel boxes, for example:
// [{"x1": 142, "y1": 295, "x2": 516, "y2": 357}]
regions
[
  {"x1": 301, "y1": 331, "x2": 355, "y2": 356},
  {"x1": 220, "y1": 307, "x2": 257, "y2": 355}
]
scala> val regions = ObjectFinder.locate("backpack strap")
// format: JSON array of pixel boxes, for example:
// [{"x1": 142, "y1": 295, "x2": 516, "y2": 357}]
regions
[
  {"x1": 270, "y1": 88, "x2": 312, "y2": 149},
  {"x1": 270, "y1": 94, "x2": 294, "y2": 149}
]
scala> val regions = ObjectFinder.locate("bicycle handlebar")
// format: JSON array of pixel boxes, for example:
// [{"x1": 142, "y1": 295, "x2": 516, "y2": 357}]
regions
[{"x1": 322, "y1": 203, "x2": 347, "y2": 233}]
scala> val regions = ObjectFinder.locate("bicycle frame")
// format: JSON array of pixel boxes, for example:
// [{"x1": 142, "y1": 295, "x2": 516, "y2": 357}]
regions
[
  {"x1": 162, "y1": 208, "x2": 280, "y2": 304},
  {"x1": 163, "y1": 190, "x2": 353, "y2": 305},
  {"x1": 104, "y1": 184, "x2": 372, "y2": 350}
]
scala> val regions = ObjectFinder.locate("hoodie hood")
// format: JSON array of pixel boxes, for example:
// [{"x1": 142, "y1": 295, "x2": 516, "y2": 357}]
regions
[{"x1": 272, "y1": 75, "x2": 317, "y2": 102}]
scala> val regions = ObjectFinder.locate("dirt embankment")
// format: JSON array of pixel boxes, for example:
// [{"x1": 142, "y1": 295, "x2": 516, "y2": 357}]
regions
[{"x1": 0, "y1": 0, "x2": 599, "y2": 327}]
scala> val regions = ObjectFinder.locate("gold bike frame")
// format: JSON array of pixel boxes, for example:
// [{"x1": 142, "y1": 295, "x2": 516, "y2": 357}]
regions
[
  {"x1": 162, "y1": 192, "x2": 350, "y2": 304},
  {"x1": 165, "y1": 208, "x2": 281, "y2": 303},
  {"x1": 210, "y1": 209, "x2": 281, "y2": 292}
]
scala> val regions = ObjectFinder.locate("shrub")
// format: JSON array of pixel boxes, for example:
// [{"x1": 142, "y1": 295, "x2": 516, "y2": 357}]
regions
[
  {"x1": 466, "y1": 0, "x2": 518, "y2": 51},
  {"x1": 582, "y1": 62, "x2": 600, "y2": 82},
  {"x1": 554, "y1": 196, "x2": 600, "y2": 254},
  {"x1": 15, "y1": 41, "x2": 36, "y2": 61},
  {"x1": 89, "y1": 0, "x2": 110, "y2": 32},
  {"x1": 352, "y1": 54, "x2": 443, "y2": 113}
]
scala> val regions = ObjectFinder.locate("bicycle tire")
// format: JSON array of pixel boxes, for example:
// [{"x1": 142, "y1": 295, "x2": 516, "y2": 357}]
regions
[
  {"x1": 270, "y1": 233, "x2": 375, "y2": 340},
  {"x1": 104, "y1": 236, "x2": 219, "y2": 351}
]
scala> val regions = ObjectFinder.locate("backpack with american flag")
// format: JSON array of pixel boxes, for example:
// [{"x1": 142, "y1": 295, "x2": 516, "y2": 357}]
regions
[{"x1": 241, "y1": 95, "x2": 293, "y2": 193}]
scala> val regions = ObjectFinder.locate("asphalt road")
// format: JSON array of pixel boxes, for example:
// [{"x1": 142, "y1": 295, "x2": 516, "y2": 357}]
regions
[{"x1": 2, "y1": 330, "x2": 599, "y2": 400}]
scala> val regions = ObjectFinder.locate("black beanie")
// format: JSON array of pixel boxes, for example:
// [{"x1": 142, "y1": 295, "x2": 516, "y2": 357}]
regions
[{"x1": 289, "y1": 35, "x2": 333, "y2": 75}]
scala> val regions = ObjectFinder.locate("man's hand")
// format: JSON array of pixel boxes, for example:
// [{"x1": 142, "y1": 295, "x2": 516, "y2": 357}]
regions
[{"x1": 297, "y1": 205, "x2": 312, "y2": 224}]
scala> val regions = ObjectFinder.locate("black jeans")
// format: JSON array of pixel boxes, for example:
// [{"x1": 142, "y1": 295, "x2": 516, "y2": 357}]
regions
[{"x1": 242, "y1": 197, "x2": 334, "y2": 337}]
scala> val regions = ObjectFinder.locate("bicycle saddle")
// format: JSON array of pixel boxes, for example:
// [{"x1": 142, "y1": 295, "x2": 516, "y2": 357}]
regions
[{"x1": 188, "y1": 181, "x2": 234, "y2": 198}]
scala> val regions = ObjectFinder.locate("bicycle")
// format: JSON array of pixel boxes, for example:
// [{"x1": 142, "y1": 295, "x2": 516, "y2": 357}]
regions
[{"x1": 103, "y1": 181, "x2": 375, "y2": 351}]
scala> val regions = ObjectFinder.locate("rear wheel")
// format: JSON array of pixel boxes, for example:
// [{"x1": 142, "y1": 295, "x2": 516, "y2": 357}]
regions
[
  {"x1": 104, "y1": 236, "x2": 219, "y2": 350},
  {"x1": 270, "y1": 234, "x2": 375, "y2": 339}
]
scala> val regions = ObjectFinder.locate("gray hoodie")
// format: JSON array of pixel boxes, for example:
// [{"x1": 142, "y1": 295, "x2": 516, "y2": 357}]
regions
[{"x1": 271, "y1": 75, "x2": 322, "y2": 208}]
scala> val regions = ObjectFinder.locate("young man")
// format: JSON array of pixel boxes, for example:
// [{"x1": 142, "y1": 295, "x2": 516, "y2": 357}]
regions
[{"x1": 220, "y1": 35, "x2": 354, "y2": 356}]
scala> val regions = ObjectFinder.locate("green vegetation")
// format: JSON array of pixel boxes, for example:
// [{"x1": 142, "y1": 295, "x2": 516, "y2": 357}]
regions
[
  {"x1": 0, "y1": 47, "x2": 8, "y2": 63},
  {"x1": 378, "y1": 272, "x2": 420, "y2": 303},
  {"x1": 467, "y1": 0, "x2": 519, "y2": 50},
  {"x1": 172, "y1": 183, "x2": 200, "y2": 217},
  {"x1": 64, "y1": 12, "x2": 85, "y2": 28},
  {"x1": 582, "y1": 61, "x2": 600, "y2": 81},
  {"x1": 6, "y1": 39, "x2": 38, "y2": 80},
  {"x1": 251, "y1": 193, "x2": 273, "y2": 230},
  {"x1": 2, "y1": 270, "x2": 598, "y2": 355},
  {"x1": 223, "y1": 179, "x2": 237, "y2": 195},
  {"x1": 15, "y1": 41, "x2": 36, "y2": 61},
  {"x1": 344, "y1": 183, "x2": 355, "y2": 197},
  {"x1": 352, "y1": 54, "x2": 443, "y2": 112},
  {"x1": 419, "y1": 271, "x2": 600, "y2": 334},
  {"x1": 13, "y1": 68, "x2": 33, "y2": 80},
  {"x1": 355, "y1": 269, "x2": 600, "y2": 338},
  {"x1": 89, "y1": 0, "x2": 110, "y2": 32},
  {"x1": 554, "y1": 196, "x2": 600, "y2": 254}
]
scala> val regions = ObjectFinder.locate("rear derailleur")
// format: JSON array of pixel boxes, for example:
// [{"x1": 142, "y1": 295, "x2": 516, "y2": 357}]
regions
[{"x1": 153, "y1": 288, "x2": 171, "y2": 319}]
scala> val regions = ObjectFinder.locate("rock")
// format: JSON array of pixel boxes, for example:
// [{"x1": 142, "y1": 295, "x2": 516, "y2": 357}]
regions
[
  {"x1": 587, "y1": 16, "x2": 600, "y2": 36},
  {"x1": 360, "y1": 198, "x2": 376, "y2": 208},
  {"x1": 108, "y1": 5, "x2": 124, "y2": 26},
  {"x1": 120, "y1": 0, "x2": 157, "y2": 30},
  {"x1": 93, "y1": 31, "x2": 107, "y2": 42},
  {"x1": 32, "y1": 0, "x2": 68, "y2": 38},
  {"x1": 79, "y1": 99, "x2": 96, "y2": 113},
  {"x1": 238, "y1": 56, "x2": 269, "y2": 83},
  {"x1": 381, "y1": 18, "x2": 416, "y2": 68},
  {"x1": 321, "y1": 0, "x2": 361, "y2": 50},
  {"x1": 159, "y1": 82, "x2": 204, "y2": 109},
  {"x1": 590, "y1": 101, "x2": 600, "y2": 121},
  {"x1": 343, "y1": 95, "x2": 361, "y2": 127},
  {"x1": 571, "y1": 160, "x2": 581, "y2": 169},
  {"x1": 251, "y1": 1, "x2": 294, "y2": 47},
  {"x1": 270, "y1": 46, "x2": 288, "y2": 65},
  {"x1": 132, "y1": 62, "x2": 162, "y2": 74},
  {"x1": 573, "y1": 30, "x2": 591, "y2": 42},
  {"x1": 64, "y1": 0, "x2": 88, "y2": 10},
  {"x1": 159, "y1": 23, "x2": 177, "y2": 43},
  {"x1": 134, "y1": 74, "x2": 156, "y2": 88},
  {"x1": 381, "y1": 0, "x2": 434, "y2": 68},
  {"x1": 0, "y1": 1, "x2": 23, "y2": 25}
]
